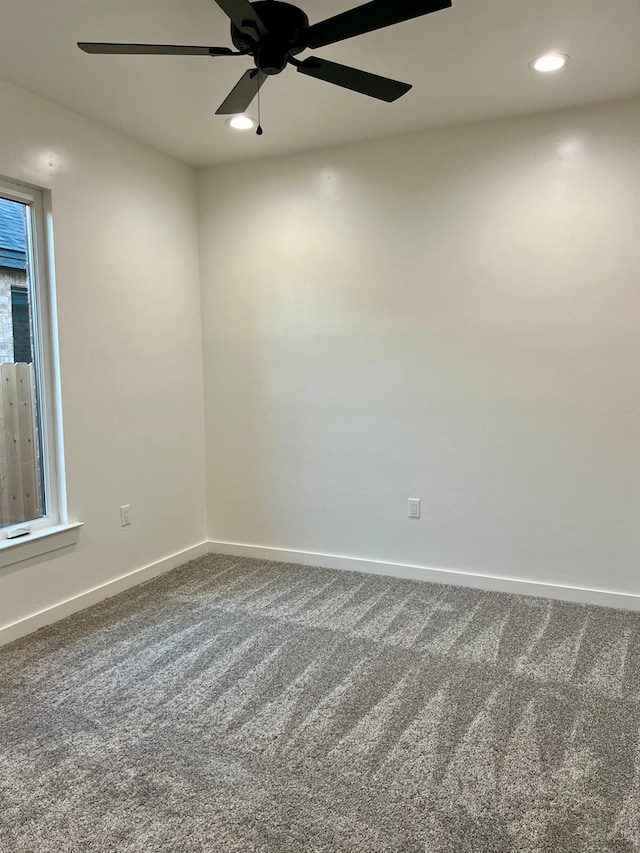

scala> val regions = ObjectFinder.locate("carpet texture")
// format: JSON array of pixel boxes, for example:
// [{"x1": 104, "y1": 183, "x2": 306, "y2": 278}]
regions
[{"x1": 1, "y1": 554, "x2": 639, "y2": 852}]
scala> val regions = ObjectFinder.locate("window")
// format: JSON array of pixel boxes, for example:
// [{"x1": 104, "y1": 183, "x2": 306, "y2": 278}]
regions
[
  {"x1": 11, "y1": 288, "x2": 33, "y2": 364},
  {"x1": 0, "y1": 177, "x2": 69, "y2": 548}
]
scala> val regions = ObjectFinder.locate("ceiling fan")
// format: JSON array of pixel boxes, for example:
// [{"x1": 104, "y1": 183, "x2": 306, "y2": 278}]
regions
[{"x1": 78, "y1": 0, "x2": 452, "y2": 118}]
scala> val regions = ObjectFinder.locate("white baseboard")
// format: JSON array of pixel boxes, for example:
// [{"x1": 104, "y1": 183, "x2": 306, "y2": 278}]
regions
[
  {"x1": 208, "y1": 540, "x2": 640, "y2": 612},
  {"x1": 2, "y1": 538, "x2": 637, "y2": 649},
  {"x1": 0, "y1": 541, "x2": 209, "y2": 648}
]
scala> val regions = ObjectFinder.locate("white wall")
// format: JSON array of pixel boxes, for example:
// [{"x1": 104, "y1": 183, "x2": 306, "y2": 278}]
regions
[
  {"x1": 199, "y1": 97, "x2": 640, "y2": 599},
  {"x1": 0, "y1": 88, "x2": 636, "y2": 635},
  {"x1": 0, "y1": 80, "x2": 207, "y2": 634}
]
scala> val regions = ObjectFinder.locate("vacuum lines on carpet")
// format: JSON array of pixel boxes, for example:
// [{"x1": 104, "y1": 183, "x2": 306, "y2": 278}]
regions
[{"x1": 0, "y1": 554, "x2": 639, "y2": 851}]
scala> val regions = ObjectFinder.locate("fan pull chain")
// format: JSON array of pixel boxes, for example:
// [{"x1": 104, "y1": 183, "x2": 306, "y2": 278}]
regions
[{"x1": 256, "y1": 80, "x2": 263, "y2": 136}]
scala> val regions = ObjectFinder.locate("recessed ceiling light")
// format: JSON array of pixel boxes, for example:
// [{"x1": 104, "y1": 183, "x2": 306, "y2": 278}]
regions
[
  {"x1": 227, "y1": 115, "x2": 256, "y2": 131},
  {"x1": 530, "y1": 53, "x2": 569, "y2": 73}
]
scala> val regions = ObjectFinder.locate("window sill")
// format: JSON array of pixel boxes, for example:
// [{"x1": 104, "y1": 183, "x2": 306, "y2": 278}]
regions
[{"x1": 0, "y1": 522, "x2": 83, "y2": 570}]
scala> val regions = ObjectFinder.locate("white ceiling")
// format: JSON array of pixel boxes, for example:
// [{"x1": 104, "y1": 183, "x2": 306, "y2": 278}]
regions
[{"x1": 0, "y1": 0, "x2": 639, "y2": 167}]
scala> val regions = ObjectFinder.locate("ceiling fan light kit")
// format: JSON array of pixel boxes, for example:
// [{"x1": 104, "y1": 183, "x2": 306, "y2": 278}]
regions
[{"x1": 78, "y1": 0, "x2": 453, "y2": 131}]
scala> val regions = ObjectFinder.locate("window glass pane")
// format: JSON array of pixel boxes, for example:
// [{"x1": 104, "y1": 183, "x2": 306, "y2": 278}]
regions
[{"x1": 0, "y1": 196, "x2": 45, "y2": 526}]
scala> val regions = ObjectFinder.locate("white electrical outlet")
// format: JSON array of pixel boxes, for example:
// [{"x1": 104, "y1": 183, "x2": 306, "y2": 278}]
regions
[
  {"x1": 408, "y1": 498, "x2": 421, "y2": 519},
  {"x1": 120, "y1": 505, "x2": 131, "y2": 527}
]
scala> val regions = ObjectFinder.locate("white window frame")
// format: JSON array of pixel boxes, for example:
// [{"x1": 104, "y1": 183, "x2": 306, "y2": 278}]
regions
[{"x1": 0, "y1": 176, "x2": 80, "y2": 566}]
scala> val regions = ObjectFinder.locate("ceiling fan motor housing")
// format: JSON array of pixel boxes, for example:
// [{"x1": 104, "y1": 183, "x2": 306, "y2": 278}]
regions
[{"x1": 231, "y1": 0, "x2": 310, "y2": 74}]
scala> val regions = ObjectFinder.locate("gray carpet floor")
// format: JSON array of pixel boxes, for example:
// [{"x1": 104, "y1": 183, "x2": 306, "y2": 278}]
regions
[{"x1": 1, "y1": 554, "x2": 639, "y2": 852}]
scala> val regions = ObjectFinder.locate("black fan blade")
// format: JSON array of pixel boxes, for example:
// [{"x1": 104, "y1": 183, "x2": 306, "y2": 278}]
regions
[
  {"x1": 297, "y1": 57, "x2": 411, "y2": 102},
  {"x1": 215, "y1": 68, "x2": 267, "y2": 114},
  {"x1": 304, "y1": 0, "x2": 451, "y2": 50},
  {"x1": 78, "y1": 42, "x2": 234, "y2": 56},
  {"x1": 214, "y1": 0, "x2": 268, "y2": 37}
]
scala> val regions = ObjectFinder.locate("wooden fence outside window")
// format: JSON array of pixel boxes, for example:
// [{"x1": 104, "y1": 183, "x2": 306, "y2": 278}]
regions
[{"x1": 0, "y1": 361, "x2": 42, "y2": 526}]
